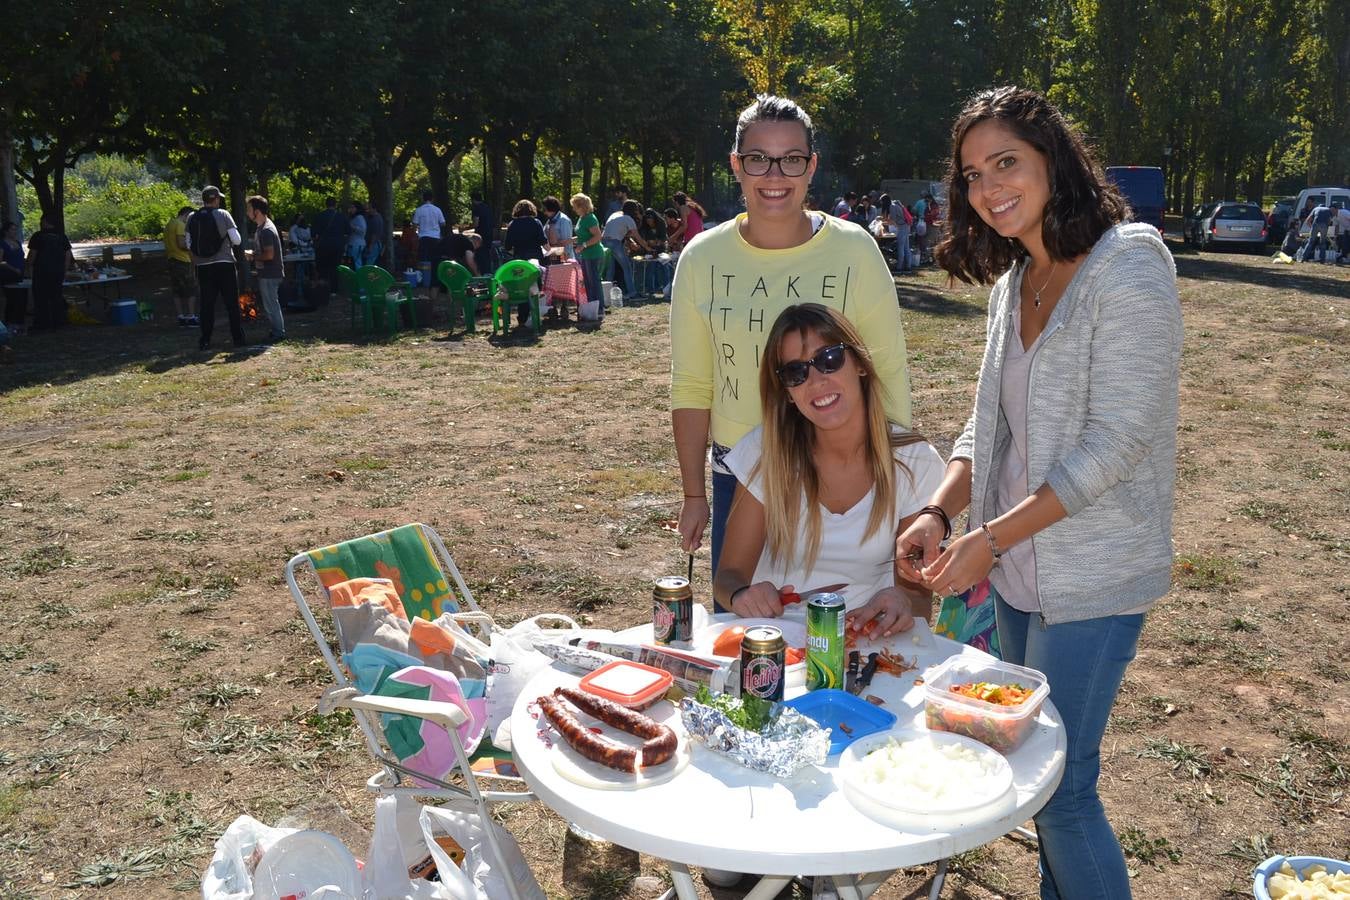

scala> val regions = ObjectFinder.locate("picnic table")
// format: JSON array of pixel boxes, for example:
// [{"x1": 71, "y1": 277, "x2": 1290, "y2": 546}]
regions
[
  {"x1": 510, "y1": 615, "x2": 1066, "y2": 900},
  {"x1": 13, "y1": 272, "x2": 134, "y2": 306},
  {"x1": 630, "y1": 252, "x2": 676, "y2": 299}
]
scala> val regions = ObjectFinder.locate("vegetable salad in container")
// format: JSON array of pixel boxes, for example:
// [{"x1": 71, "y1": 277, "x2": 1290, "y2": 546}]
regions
[{"x1": 923, "y1": 657, "x2": 1049, "y2": 752}]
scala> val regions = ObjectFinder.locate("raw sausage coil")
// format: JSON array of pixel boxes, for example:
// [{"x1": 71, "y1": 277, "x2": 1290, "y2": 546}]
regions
[{"x1": 537, "y1": 686, "x2": 679, "y2": 772}]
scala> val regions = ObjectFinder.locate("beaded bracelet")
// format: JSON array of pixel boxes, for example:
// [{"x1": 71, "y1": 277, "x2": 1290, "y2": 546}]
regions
[
  {"x1": 917, "y1": 504, "x2": 952, "y2": 541},
  {"x1": 979, "y1": 522, "x2": 1004, "y2": 562}
]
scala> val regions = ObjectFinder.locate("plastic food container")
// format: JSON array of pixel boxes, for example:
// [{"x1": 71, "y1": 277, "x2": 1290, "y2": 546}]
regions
[
  {"x1": 923, "y1": 656, "x2": 1049, "y2": 752},
  {"x1": 782, "y1": 689, "x2": 896, "y2": 756},
  {"x1": 1252, "y1": 855, "x2": 1350, "y2": 900},
  {"x1": 579, "y1": 660, "x2": 673, "y2": 710}
]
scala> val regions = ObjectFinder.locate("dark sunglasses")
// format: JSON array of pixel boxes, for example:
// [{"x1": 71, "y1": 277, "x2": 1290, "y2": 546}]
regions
[{"x1": 776, "y1": 343, "x2": 849, "y2": 387}]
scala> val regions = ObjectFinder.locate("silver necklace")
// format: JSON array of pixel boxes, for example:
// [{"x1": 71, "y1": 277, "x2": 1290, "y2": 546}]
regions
[{"x1": 1029, "y1": 261, "x2": 1058, "y2": 308}]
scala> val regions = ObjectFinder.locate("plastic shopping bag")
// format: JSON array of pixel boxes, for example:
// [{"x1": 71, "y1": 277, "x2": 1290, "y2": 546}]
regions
[
  {"x1": 485, "y1": 614, "x2": 579, "y2": 749},
  {"x1": 420, "y1": 802, "x2": 546, "y2": 900},
  {"x1": 364, "y1": 796, "x2": 454, "y2": 900},
  {"x1": 201, "y1": 815, "x2": 297, "y2": 900}
]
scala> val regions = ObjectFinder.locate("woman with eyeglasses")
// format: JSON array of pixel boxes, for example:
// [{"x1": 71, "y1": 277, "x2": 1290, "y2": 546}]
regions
[
  {"x1": 713, "y1": 303, "x2": 942, "y2": 636},
  {"x1": 897, "y1": 86, "x2": 1181, "y2": 900},
  {"x1": 670, "y1": 95, "x2": 913, "y2": 600}
]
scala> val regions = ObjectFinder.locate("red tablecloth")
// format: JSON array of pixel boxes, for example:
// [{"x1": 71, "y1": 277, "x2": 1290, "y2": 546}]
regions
[{"x1": 542, "y1": 260, "x2": 585, "y2": 304}]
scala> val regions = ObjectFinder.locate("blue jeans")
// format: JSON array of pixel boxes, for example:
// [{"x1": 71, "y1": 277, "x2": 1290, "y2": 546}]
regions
[
  {"x1": 995, "y1": 596, "x2": 1144, "y2": 900},
  {"x1": 602, "y1": 238, "x2": 637, "y2": 298},
  {"x1": 347, "y1": 240, "x2": 366, "y2": 268},
  {"x1": 895, "y1": 223, "x2": 911, "y2": 272},
  {"x1": 364, "y1": 240, "x2": 384, "y2": 267},
  {"x1": 709, "y1": 469, "x2": 738, "y2": 611},
  {"x1": 1301, "y1": 222, "x2": 1329, "y2": 261},
  {"x1": 578, "y1": 256, "x2": 603, "y2": 319}
]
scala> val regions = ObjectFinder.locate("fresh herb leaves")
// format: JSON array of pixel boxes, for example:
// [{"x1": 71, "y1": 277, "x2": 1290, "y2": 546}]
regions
[{"x1": 695, "y1": 684, "x2": 774, "y2": 733}]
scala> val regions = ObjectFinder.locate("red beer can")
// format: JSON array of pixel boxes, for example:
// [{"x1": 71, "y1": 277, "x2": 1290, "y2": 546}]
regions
[{"x1": 740, "y1": 625, "x2": 785, "y2": 701}]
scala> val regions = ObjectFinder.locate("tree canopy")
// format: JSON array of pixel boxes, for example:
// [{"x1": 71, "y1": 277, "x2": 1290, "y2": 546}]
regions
[{"x1": 2, "y1": 0, "x2": 1345, "y2": 235}]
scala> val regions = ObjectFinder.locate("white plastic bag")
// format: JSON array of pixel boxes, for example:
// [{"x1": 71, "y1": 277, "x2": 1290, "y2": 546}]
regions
[
  {"x1": 578, "y1": 299, "x2": 601, "y2": 321},
  {"x1": 420, "y1": 803, "x2": 546, "y2": 900},
  {"x1": 364, "y1": 796, "x2": 453, "y2": 900},
  {"x1": 201, "y1": 815, "x2": 297, "y2": 900},
  {"x1": 486, "y1": 614, "x2": 579, "y2": 749}
]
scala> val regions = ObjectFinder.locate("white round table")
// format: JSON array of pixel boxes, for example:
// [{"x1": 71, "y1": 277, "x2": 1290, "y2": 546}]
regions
[{"x1": 510, "y1": 617, "x2": 1065, "y2": 899}]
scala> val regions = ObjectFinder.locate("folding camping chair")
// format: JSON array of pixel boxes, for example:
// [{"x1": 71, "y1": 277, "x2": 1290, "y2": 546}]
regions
[{"x1": 285, "y1": 522, "x2": 536, "y2": 899}]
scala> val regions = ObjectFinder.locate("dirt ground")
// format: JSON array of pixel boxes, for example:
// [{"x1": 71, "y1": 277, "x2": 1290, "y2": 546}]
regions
[{"x1": 0, "y1": 242, "x2": 1345, "y2": 899}]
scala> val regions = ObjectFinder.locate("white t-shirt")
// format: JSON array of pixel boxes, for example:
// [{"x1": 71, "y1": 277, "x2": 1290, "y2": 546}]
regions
[
  {"x1": 412, "y1": 202, "x2": 445, "y2": 240},
  {"x1": 724, "y1": 425, "x2": 945, "y2": 612},
  {"x1": 601, "y1": 212, "x2": 636, "y2": 242}
]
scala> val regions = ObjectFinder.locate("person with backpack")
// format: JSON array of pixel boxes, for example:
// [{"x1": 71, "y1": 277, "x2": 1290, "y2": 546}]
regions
[{"x1": 188, "y1": 186, "x2": 246, "y2": 351}]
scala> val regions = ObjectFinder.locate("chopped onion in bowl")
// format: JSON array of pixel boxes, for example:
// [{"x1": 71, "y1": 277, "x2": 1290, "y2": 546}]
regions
[{"x1": 855, "y1": 736, "x2": 1007, "y2": 810}]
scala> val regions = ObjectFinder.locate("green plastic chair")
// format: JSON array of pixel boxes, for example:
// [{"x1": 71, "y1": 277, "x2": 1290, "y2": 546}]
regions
[
  {"x1": 601, "y1": 245, "x2": 613, "y2": 281},
  {"x1": 356, "y1": 265, "x2": 417, "y2": 337},
  {"x1": 336, "y1": 264, "x2": 370, "y2": 332},
  {"x1": 436, "y1": 260, "x2": 493, "y2": 333},
  {"x1": 489, "y1": 259, "x2": 543, "y2": 334}
]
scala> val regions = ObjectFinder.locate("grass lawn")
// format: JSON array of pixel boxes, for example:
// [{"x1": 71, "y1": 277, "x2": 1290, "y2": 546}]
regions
[{"x1": 0, "y1": 243, "x2": 1345, "y2": 898}]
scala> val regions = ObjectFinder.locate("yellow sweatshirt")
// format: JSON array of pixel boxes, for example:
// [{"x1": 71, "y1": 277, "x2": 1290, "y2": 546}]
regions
[{"x1": 669, "y1": 213, "x2": 911, "y2": 449}]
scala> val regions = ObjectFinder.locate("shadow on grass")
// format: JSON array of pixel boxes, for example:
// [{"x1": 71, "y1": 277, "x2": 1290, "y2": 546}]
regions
[
  {"x1": 1174, "y1": 250, "x2": 1348, "y2": 300},
  {"x1": 0, "y1": 299, "x2": 407, "y2": 393},
  {"x1": 897, "y1": 277, "x2": 986, "y2": 319}
]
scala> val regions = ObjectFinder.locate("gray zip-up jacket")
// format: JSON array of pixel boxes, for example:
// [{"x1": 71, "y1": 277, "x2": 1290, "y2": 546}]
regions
[{"x1": 951, "y1": 223, "x2": 1183, "y2": 624}]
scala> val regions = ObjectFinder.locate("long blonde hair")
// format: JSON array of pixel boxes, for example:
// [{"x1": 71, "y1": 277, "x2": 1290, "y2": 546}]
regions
[{"x1": 753, "y1": 304, "x2": 925, "y2": 570}]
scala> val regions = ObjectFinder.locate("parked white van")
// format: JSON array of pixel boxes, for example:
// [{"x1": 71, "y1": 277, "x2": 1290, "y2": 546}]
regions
[{"x1": 1291, "y1": 186, "x2": 1350, "y2": 239}]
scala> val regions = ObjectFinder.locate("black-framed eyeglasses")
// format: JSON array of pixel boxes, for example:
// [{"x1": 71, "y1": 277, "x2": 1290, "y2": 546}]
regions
[
  {"x1": 735, "y1": 152, "x2": 811, "y2": 177},
  {"x1": 776, "y1": 343, "x2": 849, "y2": 387}
]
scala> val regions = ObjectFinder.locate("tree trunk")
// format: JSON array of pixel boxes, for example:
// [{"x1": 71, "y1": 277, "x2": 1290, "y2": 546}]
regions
[
  {"x1": 515, "y1": 138, "x2": 537, "y2": 201},
  {"x1": 595, "y1": 157, "x2": 609, "y2": 205},
  {"x1": 226, "y1": 156, "x2": 248, "y2": 286},
  {"x1": 562, "y1": 151, "x2": 572, "y2": 203},
  {"x1": 488, "y1": 142, "x2": 507, "y2": 235},
  {"x1": 0, "y1": 129, "x2": 19, "y2": 237},
  {"x1": 581, "y1": 156, "x2": 593, "y2": 203},
  {"x1": 1245, "y1": 149, "x2": 1267, "y2": 203},
  {"x1": 51, "y1": 162, "x2": 66, "y2": 235},
  {"x1": 640, "y1": 141, "x2": 653, "y2": 207},
  {"x1": 422, "y1": 147, "x2": 451, "y2": 219},
  {"x1": 375, "y1": 153, "x2": 394, "y2": 269}
]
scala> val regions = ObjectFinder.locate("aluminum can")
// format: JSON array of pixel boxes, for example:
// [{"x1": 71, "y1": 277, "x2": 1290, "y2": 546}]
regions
[
  {"x1": 806, "y1": 592, "x2": 846, "y2": 691},
  {"x1": 740, "y1": 625, "x2": 786, "y2": 701},
  {"x1": 652, "y1": 576, "x2": 693, "y2": 645}
]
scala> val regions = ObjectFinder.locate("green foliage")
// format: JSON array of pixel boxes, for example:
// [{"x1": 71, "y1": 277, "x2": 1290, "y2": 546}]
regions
[
  {"x1": 63, "y1": 178, "x2": 190, "y2": 241},
  {"x1": 4, "y1": 0, "x2": 1345, "y2": 232}
]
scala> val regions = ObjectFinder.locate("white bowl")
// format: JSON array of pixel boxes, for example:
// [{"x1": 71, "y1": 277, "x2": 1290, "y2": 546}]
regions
[{"x1": 840, "y1": 728, "x2": 1015, "y2": 832}]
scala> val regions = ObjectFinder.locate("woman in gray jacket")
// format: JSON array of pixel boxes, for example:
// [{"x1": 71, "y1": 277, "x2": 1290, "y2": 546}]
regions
[{"x1": 898, "y1": 87, "x2": 1182, "y2": 900}]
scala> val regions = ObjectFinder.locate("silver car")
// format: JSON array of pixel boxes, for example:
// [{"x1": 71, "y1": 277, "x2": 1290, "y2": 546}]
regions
[{"x1": 1197, "y1": 202, "x2": 1267, "y2": 251}]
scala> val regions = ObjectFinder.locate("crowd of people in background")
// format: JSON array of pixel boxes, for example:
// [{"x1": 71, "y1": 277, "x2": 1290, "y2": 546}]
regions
[
  {"x1": 825, "y1": 187, "x2": 941, "y2": 273},
  {"x1": 1287, "y1": 199, "x2": 1350, "y2": 264}
]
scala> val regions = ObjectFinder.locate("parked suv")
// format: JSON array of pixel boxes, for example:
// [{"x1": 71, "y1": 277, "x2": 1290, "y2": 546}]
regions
[{"x1": 1197, "y1": 202, "x2": 1267, "y2": 252}]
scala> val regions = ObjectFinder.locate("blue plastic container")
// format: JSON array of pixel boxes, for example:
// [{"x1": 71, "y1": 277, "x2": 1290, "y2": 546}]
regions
[
  {"x1": 783, "y1": 689, "x2": 897, "y2": 756},
  {"x1": 1252, "y1": 855, "x2": 1350, "y2": 899},
  {"x1": 108, "y1": 300, "x2": 139, "y2": 325}
]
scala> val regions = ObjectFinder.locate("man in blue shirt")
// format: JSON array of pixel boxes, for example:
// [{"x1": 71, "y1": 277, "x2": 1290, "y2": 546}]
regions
[{"x1": 1300, "y1": 205, "x2": 1334, "y2": 263}]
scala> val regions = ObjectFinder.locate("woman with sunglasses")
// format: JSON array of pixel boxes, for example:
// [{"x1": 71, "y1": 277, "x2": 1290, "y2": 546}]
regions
[
  {"x1": 897, "y1": 87, "x2": 1182, "y2": 900},
  {"x1": 713, "y1": 304, "x2": 942, "y2": 637},
  {"x1": 670, "y1": 95, "x2": 912, "y2": 598}
]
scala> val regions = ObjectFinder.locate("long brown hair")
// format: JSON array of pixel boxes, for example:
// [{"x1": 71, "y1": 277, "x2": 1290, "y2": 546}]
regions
[
  {"x1": 752, "y1": 304, "x2": 926, "y2": 570},
  {"x1": 935, "y1": 86, "x2": 1128, "y2": 285}
]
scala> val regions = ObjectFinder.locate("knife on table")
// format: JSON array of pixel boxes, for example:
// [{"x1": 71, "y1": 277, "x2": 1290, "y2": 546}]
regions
[
  {"x1": 779, "y1": 582, "x2": 848, "y2": 606},
  {"x1": 845, "y1": 650, "x2": 861, "y2": 694},
  {"x1": 854, "y1": 652, "x2": 881, "y2": 694}
]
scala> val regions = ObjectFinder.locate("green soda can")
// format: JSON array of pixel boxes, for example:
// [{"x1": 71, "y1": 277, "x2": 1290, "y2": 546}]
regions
[{"x1": 805, "y1": 592, "x2": 846, "y2": 691}]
